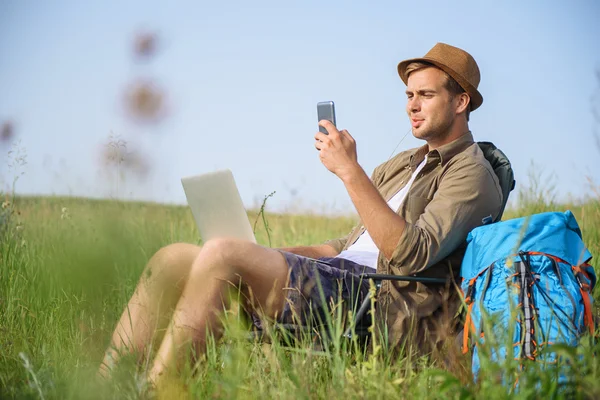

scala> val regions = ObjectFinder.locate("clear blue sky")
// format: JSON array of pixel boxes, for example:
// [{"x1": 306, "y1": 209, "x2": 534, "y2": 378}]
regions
[{"x1": 1, "y1": 0, "x2": 599, "y2": 214}]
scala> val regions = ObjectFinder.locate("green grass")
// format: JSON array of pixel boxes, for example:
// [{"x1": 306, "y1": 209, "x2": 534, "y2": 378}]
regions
[{"x1": 1, "y1": 194, "x2": 600, "y2": 399}]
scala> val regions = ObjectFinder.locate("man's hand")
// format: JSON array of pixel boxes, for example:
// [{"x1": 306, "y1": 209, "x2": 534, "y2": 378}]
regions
[
  {"x1": 315, "y1": 120, "x2": 407, "y2": 260},
  {"x1": 315, "y1": 120, "x2": 360, "y2": 182}
]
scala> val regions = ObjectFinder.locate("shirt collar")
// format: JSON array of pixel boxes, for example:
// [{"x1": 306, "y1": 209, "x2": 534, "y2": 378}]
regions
[{"x1": 409, "y1": 131, "x2": 475, "y2": 168}]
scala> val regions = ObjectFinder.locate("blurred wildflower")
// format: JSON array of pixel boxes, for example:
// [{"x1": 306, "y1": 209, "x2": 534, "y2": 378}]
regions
[
  {"x1": 61, "y1": 207, "x2": 70, "y2": 220},
  {"x1": 7, "y1": 140, "x2": 28, "y2": 175},
  {"x1": 133, "y1": 31, "x2": 159, "y2": 61},
  {"x1": 1, "y1": 121, "x2": 14, "y2": 143},
  {"x1": 104, "y1": 134, "x2": 127, "y2": 164},
  {"x1": 1, "y1": 200, "x2": 10, "y2": 209},
  {"x1": 102, "y1": 134, "x2": 151, "y2": 179},
  {"x1": 122, "y1": 150, "x2": 150, "y2": 178},
  {"x1": 123, "y1": 79, "x2": 168, "y2": 124}
]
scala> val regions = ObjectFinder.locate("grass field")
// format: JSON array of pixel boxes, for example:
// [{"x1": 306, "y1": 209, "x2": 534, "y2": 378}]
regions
[{"x1": 1, "y1": 194, "x2": 600, "y2": 399}]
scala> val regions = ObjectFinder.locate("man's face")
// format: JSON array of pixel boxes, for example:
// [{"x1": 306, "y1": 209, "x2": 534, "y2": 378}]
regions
[{"x1": 405, "y1": 67, "x2": 457, "y2": 142}]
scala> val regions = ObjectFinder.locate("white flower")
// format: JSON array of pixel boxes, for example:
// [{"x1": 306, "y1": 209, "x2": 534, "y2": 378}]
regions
[
  {"x1": 61, "y1": 207, "x2": 70, "y2": 220},
  {"x1": 1, "y1": 200, "x2": 10, "y2": 209}
]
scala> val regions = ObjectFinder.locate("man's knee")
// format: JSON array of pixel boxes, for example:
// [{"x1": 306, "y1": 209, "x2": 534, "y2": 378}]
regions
[
  {"x1": 189, "y1": 238, "x2": 267, "y2": 284},
  {"x1": 146, "y1": 243, "x2": 202, "y2": 285},
  {"x1": 198, "y1": 238, "x2": 253, "y2": 267}
]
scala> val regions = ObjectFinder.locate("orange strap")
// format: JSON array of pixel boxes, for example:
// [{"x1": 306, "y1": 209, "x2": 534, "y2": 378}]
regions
[
  {"x1": 463, "y1": 267, "x2": 490, "y2": 303},
  {"x1": 581, "y1": 288, "x2": 594, "y2": 335},
  {"x1": 462, "y1": 302, "x2": 475, "y2": 354},
  {"x1": 461, "y1": 268, "x2": 491, "y2": 354},
  {"x1": 527, "y1": 251, "x2": 566, "y2": 265},
  {"x1": 573, "y1": 265, "x2": 595, "y2": 334}
]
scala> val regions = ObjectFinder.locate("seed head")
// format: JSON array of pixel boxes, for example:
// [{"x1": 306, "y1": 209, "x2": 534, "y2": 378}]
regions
[
  {"x1": 123, "y1": 80, "x2": 168, "y2": 124},
  {"x1": 133, "y1": 31, "x2": 158, "y2": 60},
  {"x1": 1, "y1": 121, "x2": 14, "y2": 142}
]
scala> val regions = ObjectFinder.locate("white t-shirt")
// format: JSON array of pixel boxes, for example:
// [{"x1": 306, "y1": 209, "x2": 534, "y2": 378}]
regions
[{"x1": 337, "y1": 156, "x2": 428, "y2": 269}]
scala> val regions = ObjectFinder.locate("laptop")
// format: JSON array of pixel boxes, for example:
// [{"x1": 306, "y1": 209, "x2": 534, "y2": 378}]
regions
[{"x1": 181, "y1": 169, "x2": 256, "y2": 243}]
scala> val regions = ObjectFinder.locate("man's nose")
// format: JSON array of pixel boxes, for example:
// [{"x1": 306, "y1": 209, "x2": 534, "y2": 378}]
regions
[{"x1": 408, "y1": 97, "x2": 421, "y2": 112}]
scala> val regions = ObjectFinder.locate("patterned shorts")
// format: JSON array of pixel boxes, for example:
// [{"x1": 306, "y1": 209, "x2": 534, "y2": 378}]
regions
[{"x1": 253, "y1": 251, "x2": 375, "y2": 330}]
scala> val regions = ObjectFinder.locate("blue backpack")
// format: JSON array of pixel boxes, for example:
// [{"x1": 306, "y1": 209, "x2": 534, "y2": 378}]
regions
[{"x1": 460, "y1": 211, "x2": 596, "y2": 378}]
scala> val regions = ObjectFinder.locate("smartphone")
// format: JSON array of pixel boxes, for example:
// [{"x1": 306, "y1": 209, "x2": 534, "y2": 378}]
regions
[{"x1": 317, "y1": 101, "x2": 336, "y2": 135}]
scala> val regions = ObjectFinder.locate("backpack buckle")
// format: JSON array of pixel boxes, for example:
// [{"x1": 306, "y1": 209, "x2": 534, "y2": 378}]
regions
[
  {"x1": 481, "y1": 215, "x2": 493, "y2": 225},
  {"x1": 573, "y1": 266, "x2": 592, "y2": 292},
  {"x1": 465, "y1": 284, "x2": 476, "y2": 303},
  {"x1": 576, "y1": 272, "x2": 591, "y2": 292}
]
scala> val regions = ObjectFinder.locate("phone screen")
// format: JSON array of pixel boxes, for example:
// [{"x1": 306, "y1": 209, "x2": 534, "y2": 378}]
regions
[{"x1": 317, "y1": 101, "x2": 336, "y2": 134}]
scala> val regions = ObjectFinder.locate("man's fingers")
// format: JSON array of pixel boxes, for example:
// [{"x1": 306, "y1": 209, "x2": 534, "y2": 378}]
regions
[
  {"x1": 340, "y1": 129, "x2": 355, "y2": 143},
  {"x1": 315, "y1": 140, "x2": 324, "y2": 151},
  {"x1": 314, "y1": 132, "x2": 330, "y2": 143},
  {"x1": 318, "y1": 120, "x2": 340, "y2": 137}
]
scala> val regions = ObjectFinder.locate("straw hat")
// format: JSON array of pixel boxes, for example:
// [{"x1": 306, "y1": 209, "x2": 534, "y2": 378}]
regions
[{"x1": 397, "y1": 43, "x2": 483, "y2": 111}]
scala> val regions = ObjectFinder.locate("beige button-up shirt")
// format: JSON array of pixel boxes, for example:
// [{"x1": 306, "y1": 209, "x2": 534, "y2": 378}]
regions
[{"x1": 325, "y1": 131, "x2": 503, "y2": 348}]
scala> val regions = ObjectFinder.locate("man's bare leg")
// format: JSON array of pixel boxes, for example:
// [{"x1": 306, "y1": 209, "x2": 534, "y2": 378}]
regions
[
  {"x1": 147, "y1": 238, "x2": 289, "y2": 384},
  {"x1": 99, "y1": 243, "x2": 202, "y2": 378}
]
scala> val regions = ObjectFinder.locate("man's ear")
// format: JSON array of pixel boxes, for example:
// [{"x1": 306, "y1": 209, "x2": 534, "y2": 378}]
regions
[{"x1": 456, "y1": 92, "x2": 470, "y2": 115}]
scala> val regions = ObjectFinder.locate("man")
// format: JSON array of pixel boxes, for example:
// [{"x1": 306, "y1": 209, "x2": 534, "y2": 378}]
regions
[{"x1": 100, "y1": 43, "x2": 502, "y2": 384}]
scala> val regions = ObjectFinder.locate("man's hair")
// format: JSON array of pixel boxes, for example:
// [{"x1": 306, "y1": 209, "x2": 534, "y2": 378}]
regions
[{"x1": 404, "y1": 61, "x2": 471, "y2": 121}]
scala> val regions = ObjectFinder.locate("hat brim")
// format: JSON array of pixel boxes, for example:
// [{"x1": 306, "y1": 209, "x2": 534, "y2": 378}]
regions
[{"x1": 397, "y1": 57, "x2": 483, "y2": 111}]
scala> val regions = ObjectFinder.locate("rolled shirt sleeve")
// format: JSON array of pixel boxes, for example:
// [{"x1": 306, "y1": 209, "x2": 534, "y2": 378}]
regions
[
  {"x1": 388, "y1": 159, "x2": 503, "y2": 275},
  {"x1": 324, "y1": 231, "x2": 352, "y2": 254}
]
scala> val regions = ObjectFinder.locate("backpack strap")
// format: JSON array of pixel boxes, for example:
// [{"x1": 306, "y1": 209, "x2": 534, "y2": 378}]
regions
[
  {"x1": 462, "y1": 302, "x2": 475, "y2": 354},
  {"x1": 462, "y1": 265, "x2": 492, "y2": 354},
  {"x1": 573, "y1": 263, "x2": 595, "y2": 335},
  {"x1": 527, "y1": 251, "x2": 595, "y2": 336},
  {"x1": 517, "y1": 252, "x2": 538, "y2": 360}
]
